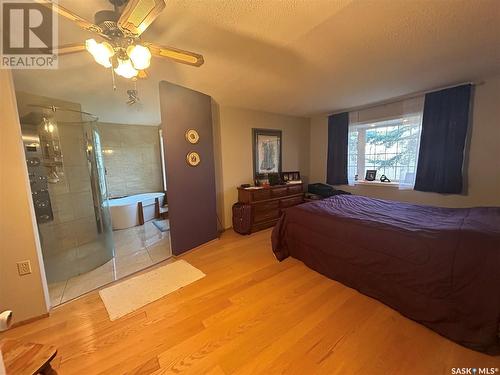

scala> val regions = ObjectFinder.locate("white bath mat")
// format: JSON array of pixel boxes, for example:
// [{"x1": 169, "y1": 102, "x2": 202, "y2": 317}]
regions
[{"x1": 99, "y1": 260, "x2": 205, "y2": 321}]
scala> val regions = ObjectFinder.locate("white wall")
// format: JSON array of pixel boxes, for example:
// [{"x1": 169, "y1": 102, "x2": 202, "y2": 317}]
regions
[
  {"x1": 216, "y1": 106, "x2": 310, "y2": 228},
  {"x1": 0, "y1": 71, "x2": 49, "y2": 324},
  {"x1": 308, "y1": 75, "x2": 500, "y2": 207}
]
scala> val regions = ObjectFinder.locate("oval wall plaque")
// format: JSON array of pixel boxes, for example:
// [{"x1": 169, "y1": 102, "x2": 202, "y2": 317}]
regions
[
  {"x1": 185, "y1": 129, "x2": 200, "y2": 144},
  {"x1": 186, "y1": 151, "x2": 201, "y2": 167}
]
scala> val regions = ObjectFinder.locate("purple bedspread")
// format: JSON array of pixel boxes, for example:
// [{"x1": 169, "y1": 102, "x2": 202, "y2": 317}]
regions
[{"x1": 272, "y1": 195, "x2": 500, "y2": 353}]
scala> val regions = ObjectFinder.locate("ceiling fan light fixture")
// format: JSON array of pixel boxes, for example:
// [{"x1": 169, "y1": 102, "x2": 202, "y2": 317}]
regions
[
  {"x1": 85, "y1": 39, "x2": 114, "y2": 68},
  {"x1": 114, "y1": 58, "x2": 138, "y2": 79},
  {"x1": 127, "y1": 44, "x2": 151, "y2": 70}
]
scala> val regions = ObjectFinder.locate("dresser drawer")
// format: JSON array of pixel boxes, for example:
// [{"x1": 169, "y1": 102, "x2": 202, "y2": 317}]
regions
[
  {"x1": 271, "y1": 187, "x2": 288, "y2": 198},
  {"x1": 251, "y1": 189, "x2": 271, "y2": 202},
  {"x1": 287, "y1": 185, "x2": 303, "y2": 195},
  {"x1": 253, "y1": 201, "x2": 280, "y2": 223},
  {"x1": 280, "y1": 195, "x2": 304, "y2": 209}
]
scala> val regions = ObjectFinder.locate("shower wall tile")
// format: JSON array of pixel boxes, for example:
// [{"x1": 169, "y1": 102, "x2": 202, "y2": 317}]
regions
[
  {"x1": 39, "y1": 222, "x2": 79, "y2": 255},
  {"x1": 53, "y1": 224, "x2": 78, "y2": 250},
  {"x1": 66, "y1": 166, "x2": 91, "y2": 193},
  {"x1": 48, "y1": 177, "x2": 70, "y2": 196},
  {"x1": 61, "y1": 145, "x2": 86, "y2": 167},
  {"x1": 102, "y1": 151, "x2": 123, "y2": 173},
  {"x1": 120, "y1": 127, "x2": 157, "y2": 147},
  {"x1": 52, "y1": 193, "x2": 74, "y2": 224},
  {"x1": 53, "y1": 209, "x2": 73, "y2": 224},
  {"x1": 74, "y1": 216, "x2": 99, "y2": 245},
  {"x1": 98, "y1": 127, "x2": 122, "y2": 147},
  {"x1": 97, "y1": 122, "x2": 163, "y2": 198},
  {"x1": 58, "y1": 125, "x2": 86, "y2": 167},
  {"x1": 72, "y1": 191, "x2": 95, "y2": 219},
  {"x1": 106, "y1": 178, "x2": 128, "y2": 197}
]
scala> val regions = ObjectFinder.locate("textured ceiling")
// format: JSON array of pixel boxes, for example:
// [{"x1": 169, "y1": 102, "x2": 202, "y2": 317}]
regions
[{"x1": 13, "y1": 0, "x2": 500, "y2": 124}]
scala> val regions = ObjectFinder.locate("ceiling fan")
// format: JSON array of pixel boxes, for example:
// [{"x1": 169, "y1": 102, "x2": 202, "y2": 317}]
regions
[{"x1": 36, "y1": 0, "x2": 204, "y2": 79}]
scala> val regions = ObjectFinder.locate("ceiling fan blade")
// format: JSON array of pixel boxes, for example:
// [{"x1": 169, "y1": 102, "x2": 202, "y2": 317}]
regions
[
  {"x1": 53, "y1": 43, "x2": 86, "y2": 56},
  {"x1": 34, "y1": 0, "x2": 106, "y2": 37},
  {"x1": 118, "y1": 0, "x2": 166, "y2": 36},
  {"x1": 144, "y1": 42, "x2": 204, "y2": 67}
]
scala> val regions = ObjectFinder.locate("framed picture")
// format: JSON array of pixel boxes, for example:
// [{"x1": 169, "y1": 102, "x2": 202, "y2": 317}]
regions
[
  {"x1": 281, "y1": 171, "x2": 301, "y2": 182},
  {"x1": 252, "y1": 128, "x2": 282, "y2": 177},
  {"x1": 365, "y1": 170, "x2": 377, "y2": 181}
]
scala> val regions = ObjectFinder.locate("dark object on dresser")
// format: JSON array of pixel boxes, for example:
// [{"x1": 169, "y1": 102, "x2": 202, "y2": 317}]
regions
[
  {"x1": 234, "y1": 184, "x2": 304, "y2": 234},
  {"x1": 272, "y1": 195, "x2": 500, "y2": 354},
  {"x1": 268, "y1": 173, "x2": 282, "y2": 186},
  {"x1": 308, "y1": 183, "x2": 351, "y2": 198}
]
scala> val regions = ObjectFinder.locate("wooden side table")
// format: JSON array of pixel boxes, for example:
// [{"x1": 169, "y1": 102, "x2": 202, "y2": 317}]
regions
[{"x1": 1, "y1": 339, "x2": 57, "y2": 375}]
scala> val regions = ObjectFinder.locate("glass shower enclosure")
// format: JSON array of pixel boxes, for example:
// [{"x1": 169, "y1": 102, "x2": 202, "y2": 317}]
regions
[{"x1": 20, "y1": 105, "x2": 114, "y2": 304}]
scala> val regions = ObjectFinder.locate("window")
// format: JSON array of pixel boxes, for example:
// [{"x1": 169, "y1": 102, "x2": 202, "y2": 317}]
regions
[{"x1": 348, "y1": 115, "x2": 422, "y2": 184}]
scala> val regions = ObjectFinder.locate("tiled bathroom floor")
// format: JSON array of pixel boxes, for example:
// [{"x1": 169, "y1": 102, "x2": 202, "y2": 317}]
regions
[{"x1": 48, "y1": 220, "x2": 172, "y2": 307}]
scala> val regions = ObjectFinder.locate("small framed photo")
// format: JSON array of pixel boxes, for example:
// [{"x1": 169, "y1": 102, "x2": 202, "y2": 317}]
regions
[
  {"x1": 365, "y1": 170, "x2": 377, "y2": 181},
  {"x1": 281, "y1": 171, "x2": 301, "y2": 182}
]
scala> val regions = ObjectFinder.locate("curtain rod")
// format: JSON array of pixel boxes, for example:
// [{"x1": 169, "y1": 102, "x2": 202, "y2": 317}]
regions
[{"x1": 327, "y1": 80, "x2": 484, "y2": 116}]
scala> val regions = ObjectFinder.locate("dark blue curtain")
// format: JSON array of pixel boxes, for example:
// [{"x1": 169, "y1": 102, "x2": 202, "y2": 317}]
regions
[
  {"x1": 326, "y1": 112, "x2": 349, "y2": 185},
  {"x1": 414, "y1": 84, "x2": 472, "y2": 194}
]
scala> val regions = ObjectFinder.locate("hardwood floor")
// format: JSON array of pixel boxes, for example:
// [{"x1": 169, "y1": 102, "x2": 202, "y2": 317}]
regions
[{"x1": 1, "y1": 229, "x2": 499, "y2": 374}]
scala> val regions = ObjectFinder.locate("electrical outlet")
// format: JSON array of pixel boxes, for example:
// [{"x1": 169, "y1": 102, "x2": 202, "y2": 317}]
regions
[{"x1": 17, "y1": 260, "x2": 32, "y2": 276}]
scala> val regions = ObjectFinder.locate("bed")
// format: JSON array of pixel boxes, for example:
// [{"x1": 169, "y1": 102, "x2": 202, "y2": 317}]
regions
[{"x1": 272, "y1": 195, "x2": 500, "y2": 353}]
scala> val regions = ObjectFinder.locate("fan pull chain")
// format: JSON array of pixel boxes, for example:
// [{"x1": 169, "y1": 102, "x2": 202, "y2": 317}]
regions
[{"x1": 111, "y1": 68, "x2": 117, "y2": 91}]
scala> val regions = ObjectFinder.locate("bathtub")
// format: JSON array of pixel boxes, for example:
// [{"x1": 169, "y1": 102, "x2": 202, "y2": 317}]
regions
[{"x1": 107, "y1": 192, "x2": 165, "y2": 230}]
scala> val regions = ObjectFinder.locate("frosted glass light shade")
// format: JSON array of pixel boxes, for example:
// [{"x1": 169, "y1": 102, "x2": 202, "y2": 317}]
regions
[
  {"x1": 114, "y1": 58, "x2": 138, "y2": 79},
  {"x1": 127, "y1": 44, "x2": 151, "y2": 70},
  {"x1": 85, "y1": 39, "x2": 114, "y2": 68}
]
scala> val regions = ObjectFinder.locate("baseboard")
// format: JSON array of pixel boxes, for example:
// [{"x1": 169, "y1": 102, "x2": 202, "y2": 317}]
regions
[
  {"x1": 10, "y1": 312, "x2": 50, "y2": 329},
  {"x1": 173, "y1": 237, "x2": 221, "y2": 257}
]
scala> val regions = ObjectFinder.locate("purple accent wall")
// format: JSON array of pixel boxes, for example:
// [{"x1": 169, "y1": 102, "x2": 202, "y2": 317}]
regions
[{"x1": 159, "y1": 81, "x2": 218, "y2": 255}]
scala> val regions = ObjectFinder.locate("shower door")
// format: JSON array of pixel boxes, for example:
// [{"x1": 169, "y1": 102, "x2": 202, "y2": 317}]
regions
[{"x1": 82, "y1": 124, "x2": 115, "y2": 270}]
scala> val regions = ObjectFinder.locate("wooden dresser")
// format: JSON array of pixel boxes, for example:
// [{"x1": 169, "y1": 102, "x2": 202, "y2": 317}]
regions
[{"x1": 235, "y1": 184, "x2": 304, "y2": 233}]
